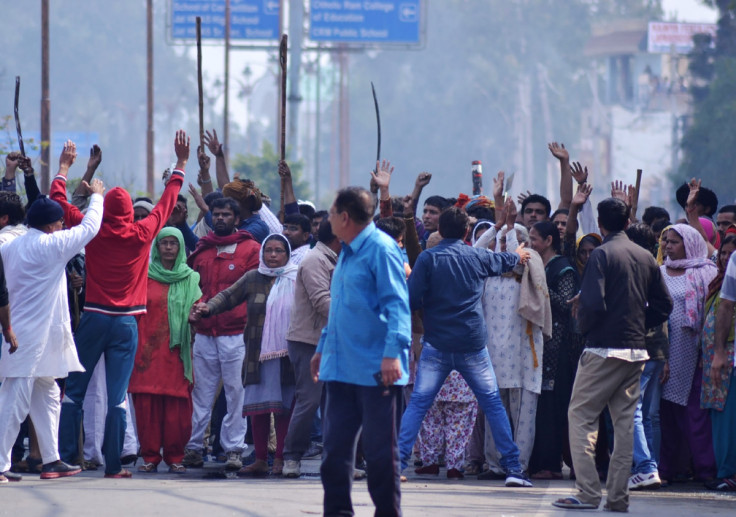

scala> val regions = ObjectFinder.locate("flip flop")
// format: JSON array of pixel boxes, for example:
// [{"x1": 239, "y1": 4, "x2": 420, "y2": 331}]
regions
[{"x1": 552, "y1": 497, "x2": 598, "y2": 510}]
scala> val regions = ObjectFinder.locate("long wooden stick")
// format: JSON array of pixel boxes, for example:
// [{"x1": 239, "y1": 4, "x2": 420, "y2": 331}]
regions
[
  {"x1": 633, "y1": 168, "x2": 643, "y2": 220},
  {"x1": 279, "y1": 34, "x2": 288, "y2": 222},
  {"x1": 196, "y1": 17, "x2": 204, "y2": 152}
]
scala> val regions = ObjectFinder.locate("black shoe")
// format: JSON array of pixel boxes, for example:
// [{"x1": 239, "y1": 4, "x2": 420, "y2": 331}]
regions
[
  {"x1": 1, "y1": 471, "x2": 22, "y2": 482},
  {"x1": 40, "y1": 460, "x2": 82, "y2": 479},
  {"x1": 478, "y1": 469, "x2": 507, "y2": 480},
  {"x1": 120, "y1": 454, "x2": 138, "y2": 466}
]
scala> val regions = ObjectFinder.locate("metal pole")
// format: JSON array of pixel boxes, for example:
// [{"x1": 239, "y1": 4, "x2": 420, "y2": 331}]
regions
[
  {"x1": 40, "y1": 0, "x2": 50, "y2": 193},
  {"x1": 287, "y1": 0, "x2": 304, "y2": 160},
  {"x1": 338, "y1": 50, "x2": 350, "y2": 189},
  {"x1": 314, "y1": 48, "x2": 321, "y2": 205},
  {"x1": 146, "y1": 0, "x2": 154, "y2": 195},
  {"x1": 224, "y1": 0, "x2": 230, "y2": 166}
]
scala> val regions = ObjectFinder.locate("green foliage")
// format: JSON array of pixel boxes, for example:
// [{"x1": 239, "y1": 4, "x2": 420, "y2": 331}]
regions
[
  {"x1": 680, "y1": 1, "x2": 736, "y2": 196},
  {"x1": 231, "y1": 140, "x2": 310, "y2": 202}
]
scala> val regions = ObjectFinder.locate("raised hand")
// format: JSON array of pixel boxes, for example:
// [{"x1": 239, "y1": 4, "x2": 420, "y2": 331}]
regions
[
  {"x1": 492, "y1": 171, "x2": 505, "y2": 200},
  {"x1": 371, "y1": 160, "x2": 394, "y2": 192},
  {"x1": 5, "y1": 152, "x2": 21, "y2": 176},
  {"x1": 197, "y1": 145, "x2": 210, "y2": 172},
  {"x1": 87, "y1": 144, "x2": 102, "y2": 171},
  {"x1": 548, "y1": 142, "x2": 569, "y2": 163},
  {"x1": 278, "y1": 160, "x2": 292, "y2": 179},
  {"x1": 17, "y1": 155, "x2": 34, "y2": 175},
  {"x1": 88, "y1": 178, "x2": 105, "y2": 196},
  {"x1": 572, "y1": 182, "x2": 593, "y2": 207},
  {"x1": 59, "y1": 140, "x2": 77, "y2": 170},
  {"x1": 203, "y1": 129, "x2": 224, "y2": 157},
  {"x1": 570, "y1": 161, "x2": 589, "y2": 185},
  {"x1": 515, "y1": 242, "x2": 531, "y2": 264},
  {"x1": 505, "y1": 198, "x2": 518, "y2": 229},
  {"x1": 517, "y1": 190, "x2": 532, "y2": 206},
  {"x1": 189, "y1": 183, "x2": 209, "y2": 213},
  {"x1": 414, "y1": 171, "x2": 432, "y2": 189},
  {"x1": 611, "y1": 180, "x2": 628, "y2": 205},
  {"x1": 174, "y1": 130, "x2": 190, "y2": 164},
  {"x1": 686, "y1": 178, "x2": 701, "y2": 211}
]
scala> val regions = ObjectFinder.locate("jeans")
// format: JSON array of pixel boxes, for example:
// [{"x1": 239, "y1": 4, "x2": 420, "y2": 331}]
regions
[
  {"x1": 398, "y1": 342, "x2": 522, "y2": 473},
  {"x1": 632, "y1": 359, "x2": 664, "y2": 474},
  {"x1": 59, "y1": 312, "x2": 138, "y2": 475},
  {"x1": 321, "y1": 382, "x2": 401, "y2": 517}
]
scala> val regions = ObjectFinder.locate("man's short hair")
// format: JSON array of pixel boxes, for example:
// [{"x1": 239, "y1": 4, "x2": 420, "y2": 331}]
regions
[
  {"x1": 284, "y1": 213, "x2": 311, "y2": 233},
  {"x1": 438, "y1": 207, "x2": 469, "y2": 239},
  {"x1": 390, "y1": 196, "x2": 404, "y2": 216},
  {"x1": 625, "y1": 222, "x2": 657, "y2": 256},
  {"x1": 376, "y1": 217, "x2": 406, "y2": 241},
  {"x1": 0, "y1": 192, "x2": 25, "y2": 226},
  {"x1": 551, "y1": 208, "x2": 569, "y2": 220},
  {"x1": 676, "y1": 182, "x2": 718, "y2": 217},
  {"x1": 298, "y1": 203, "x2": 316, "y2": 220},
  {"x1": 642, "y1": 206, "x2": 670, "y2": 226},
  {"x1": 314, "y1": 209, "x2": 328, "y2": 220},
  {"x1": 210, "y1": 197, "x2": 241, "y2": 218},
  {"x1": 334, "y1": 187, "x2": 374, "y2": 225},
  {"x1": 719, "y1": 204, "x2": 736, "y2": 217},
  {"x1": 521, "y1": 194, "x2": 551, "y2": 219},
  {"x1": 424, "y1": 195, "x2": 452, "y2": 211},
  {"x1": 204, "y1": 191, "x2": 224, "y2": 209},
  {"x1": 317, "y1": 219, "x2": 337, "y2": 244},
  {"x1": 177, "y1": 194, "x2": 188, "y2": 206},
  {"x1": 466, "y1": 205, "x2": 494, "y2": 222},
  {"x1": 597, "y1": 198, "x2": 629, "y2": 233}
]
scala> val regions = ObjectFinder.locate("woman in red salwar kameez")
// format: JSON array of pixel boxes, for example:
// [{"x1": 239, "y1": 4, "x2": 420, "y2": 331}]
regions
[{"x1": 129, "y1": 227, "x2": 201, "y2": 473}]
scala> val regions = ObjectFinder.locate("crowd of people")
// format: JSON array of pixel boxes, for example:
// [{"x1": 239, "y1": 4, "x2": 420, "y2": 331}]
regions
[{"x1": 0, "y1": 131, "x2": 735, "y2": 516}]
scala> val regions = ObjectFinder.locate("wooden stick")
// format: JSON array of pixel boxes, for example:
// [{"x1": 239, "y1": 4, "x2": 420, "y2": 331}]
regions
[
  {"x1": 196, "y1": 17, "x2": 204, "y2": 152},
  {"x1": 279, "y1": 34, "x2": 288, "y2": 222},
  {"x1": 633, "y1": 168, "x2": 643, "y2": 220}
]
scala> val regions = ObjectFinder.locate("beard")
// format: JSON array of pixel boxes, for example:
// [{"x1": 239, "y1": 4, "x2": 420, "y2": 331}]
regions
[{"x1": 213, "y1": 223, "x2": 233, "y2": 236}]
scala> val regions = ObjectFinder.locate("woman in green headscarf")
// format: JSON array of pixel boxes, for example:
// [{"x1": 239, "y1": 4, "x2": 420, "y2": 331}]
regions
[{"x1": 128, "y1": 227, "x2": 202, "y2": 474}]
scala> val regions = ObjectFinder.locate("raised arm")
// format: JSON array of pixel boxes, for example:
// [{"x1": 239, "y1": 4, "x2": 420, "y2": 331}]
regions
[
  {"x1": 3, "y1": 152, "x2": 20, "y2": 192},
  {"x1": 50, "y1": 140, "x2": 85, "y2": 228},
  {"x1": 684, "y1": 179, "x2": 716, "y2": 256},
  {"x1": 196, "y1": 145, "x2": 214, "y2": 197},
  {"x1": 410, "y1": 171, "x2": 432, "y2": 216},
  {"x1": 53, "y1": 179, "x2": 105, "y2": 262},
  {"x1": 566, "y1": 181, "x2": 593, "y2": 239},
  {"x1": 17, "y1": 155, "x2": 40, "y2": 207},
  {"x1": 402, "y1": 195, "x2": 422, "y2": 267},
  {"x1": 277, "y1": 160, "x2": 298, "y2": 215},
  {"x1": 204, "y1": 129, "x2": 229, "y2": 190},
  {"x1": 548, "y1": 142, "x2": 572, "y2": 210},
  {"x1": 372, "y1": 160, "x2": 394, "y2": 218},
  {"x1": 71, "y1": 145, "x2": 102, "y2": 209}
]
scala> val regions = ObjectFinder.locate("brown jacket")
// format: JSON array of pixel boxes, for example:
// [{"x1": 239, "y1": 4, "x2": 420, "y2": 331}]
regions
[{"x1": 286, "y1": 241, "x2": 338, "y2": 346}]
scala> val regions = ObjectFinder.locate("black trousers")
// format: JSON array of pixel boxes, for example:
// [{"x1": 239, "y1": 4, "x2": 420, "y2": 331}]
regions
[{"x1": 320, "y1": 381, "x2": 402, "y2": 517}]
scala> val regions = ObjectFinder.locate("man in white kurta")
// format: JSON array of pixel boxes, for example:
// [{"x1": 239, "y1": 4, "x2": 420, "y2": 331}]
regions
[{"x1": 0, "y1": 181, "x2": 104, "y2": 480}]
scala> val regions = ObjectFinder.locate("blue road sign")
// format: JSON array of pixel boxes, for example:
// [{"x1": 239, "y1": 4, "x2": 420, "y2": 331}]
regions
[
  {"x1": 309, "y1": 0, "x2": 421, "y2": 43},
  {"x1": 170, "y1": 0, "x2": 280, "y2": 40}
]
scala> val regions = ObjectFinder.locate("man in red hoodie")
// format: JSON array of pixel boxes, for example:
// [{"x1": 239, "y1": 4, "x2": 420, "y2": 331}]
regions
[{"x1": 54, "y1": 131, "x2": 190, "y2": 478}]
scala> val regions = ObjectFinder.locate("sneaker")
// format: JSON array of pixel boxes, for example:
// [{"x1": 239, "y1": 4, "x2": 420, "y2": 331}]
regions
[
  {"x1": 182, "y1": 449, "x2": 204, "y2": 468},
  {"x1": 1, "y1": 471, "x2": 21, "y2": 482},
  {"x1": 283, "y1": 459, "x2": 301, "y2": 478},
  {"x1": 628, "y1": 471, "x2": 661, "y2": 490},
  {"x1": 302, "y1": 442, "x2": 323, "y2": 460},
  {"x1": 225, "y1": 451, "x2": 243, "y2": 470},
  {"x1": 505, "y1": 471, "x2": 533, "y2": 487},
  {"x1": 40, "y1": 460, "x2": 82, "y2": 479}
]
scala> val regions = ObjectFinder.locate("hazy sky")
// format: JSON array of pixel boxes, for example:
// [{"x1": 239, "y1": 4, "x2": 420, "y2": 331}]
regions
[{"x1": 662, "y1": 0, "x2": 718, "y2": 22}]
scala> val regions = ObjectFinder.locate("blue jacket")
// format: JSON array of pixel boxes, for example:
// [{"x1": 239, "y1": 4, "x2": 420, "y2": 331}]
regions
[
  {"x1": 408, "y1": 238, "x2": 519, "y2": 353},
  {"x1": 316, "y1": 223, "x2": 411, "y2": 386}
]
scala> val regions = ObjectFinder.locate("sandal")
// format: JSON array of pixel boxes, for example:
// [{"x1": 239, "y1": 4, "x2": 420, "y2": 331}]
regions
[
  {"x1": 532, "y1": 470, "x2": 563, "y2": 480},
  {"x1": 168, "y1": 463, "x2": 186, "y2": 474},
  {"x1": 137, "y1": 462, "x2": 158, "y2": 473},
  {"x1": 551, "y1": 497, "x2": 598, "y2": 510}
]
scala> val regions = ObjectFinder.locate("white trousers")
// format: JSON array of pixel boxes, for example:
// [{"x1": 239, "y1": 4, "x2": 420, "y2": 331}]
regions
[
  {"x1": 0, "y1": 377, "x2": 61, "y2": 471},
  {"x1": 484, "y1": 387, "x2": 538, "y2": 473},
  {"x1": 82, "y1": 357, "x2": 138, "y2": 463},
  {"x1": 185, "y1": 334, "x2": 246, "y2": 453}
]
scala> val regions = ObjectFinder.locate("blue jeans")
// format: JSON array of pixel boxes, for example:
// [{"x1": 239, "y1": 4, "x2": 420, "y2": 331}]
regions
[
  {"x1": 632, "y1": 359, "x2": 664, "y2": 474},
  {"x1": 59, "y1": 312, "x2": 138, "y2": 475},
  {"x1": 398, "y1": 342, "x2": 522, "y2": 473}
]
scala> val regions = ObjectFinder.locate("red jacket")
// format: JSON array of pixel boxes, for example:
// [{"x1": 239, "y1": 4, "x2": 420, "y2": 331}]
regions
[
  {"x1": 50, "y1": 171, "x2": 183, "y2": 315},
  {"x1": 188, "y1": 231, "x2": 260, "y2": 336}
]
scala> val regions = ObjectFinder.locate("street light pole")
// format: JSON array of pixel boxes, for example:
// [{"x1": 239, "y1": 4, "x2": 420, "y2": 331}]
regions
[
  {"x1": 40, "y1": 0, "x2": 50, "y2": 193},
  {"x1": 146, "y1": 0, "x2": 154, "y2": 195}
]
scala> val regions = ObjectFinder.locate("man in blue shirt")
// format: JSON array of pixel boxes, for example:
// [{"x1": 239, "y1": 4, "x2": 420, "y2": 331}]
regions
[
  {"x1": 400, "y1": 206, "x2": 533, "y2": 487},
  {"x1": 311, "y1": 186, "x2": 411, "y2": 517}
]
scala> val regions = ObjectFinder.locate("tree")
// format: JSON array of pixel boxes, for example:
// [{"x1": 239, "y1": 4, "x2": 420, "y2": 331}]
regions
[
  {"x1": 230, "y1": 141, "x2": 310, "y2": 203},
  {"x1": 679, "y1": 1, "x2": 736, "y2": 197}
]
